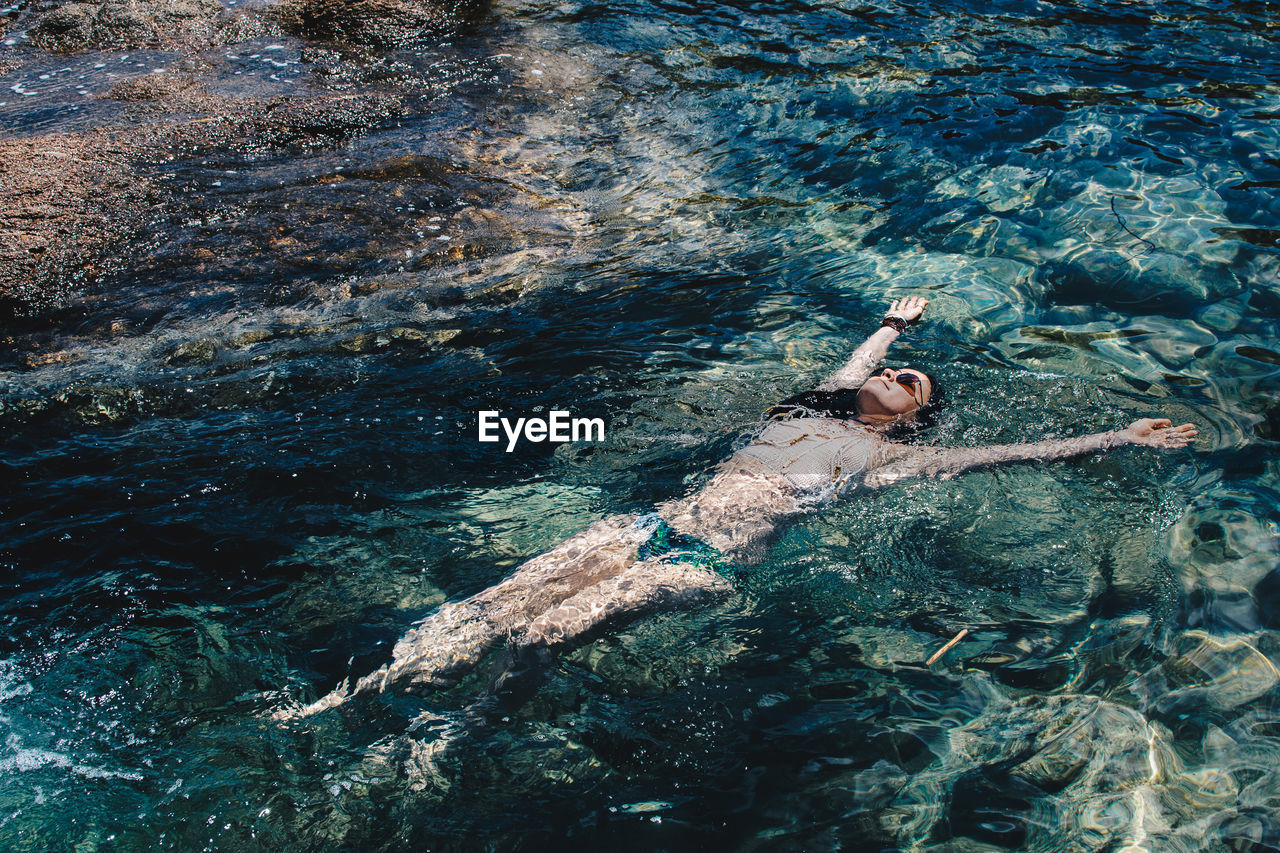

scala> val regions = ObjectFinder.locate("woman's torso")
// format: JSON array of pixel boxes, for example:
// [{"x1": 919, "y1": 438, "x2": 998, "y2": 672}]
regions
[
  {"x1": 658, "y1": 416, "x2": 879, "y2": 558},
  {"x1": 738, "y1": 416, "x2": 879, "y2": 495}
]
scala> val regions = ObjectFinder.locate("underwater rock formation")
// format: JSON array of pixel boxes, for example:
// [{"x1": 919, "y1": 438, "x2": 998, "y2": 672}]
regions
[
  {"x1": 27, "y1": 0, "x2": 237, "y2": 51},
  {"x1": 835, "y1": 248, "x2": 1046, "y2": 338},
  {"x1": 0, "y1": 0, "x2": 487, "y2": 318},
  {"x1": 1034, "y1": 171, "x2": 1241, "y2": 306},
  {"x1": 270, "y1": 0, "x2": 487, "y2": 47},
  {"x1": 0, "y1": 81, "x2": 405, "y2": 318},
  {"x1": 15, "y1": 0, "x2": 486, "y2": 52},
  {"x1": 0, "y1": 131, "x2": 159, "y2": 318},
  {"x1": 874, "y1": 693, "x2": 1247, "y2": 851},
  {"x1": 1129, "y1": 630, "x2": 1280, "y2": 715},
  {"x1": 110, "y1": 74, "x2": 408, "y2": 154}
]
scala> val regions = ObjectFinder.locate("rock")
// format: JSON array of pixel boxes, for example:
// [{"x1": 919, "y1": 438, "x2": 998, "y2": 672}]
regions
[
  {"x1": 0, "y1": 131, "x2": 159, "y2": 318},
  {"x1": 871, "y1": 691, "x2": 1260, "y2": 850},
  {"x1": 1068, "y1": 615, "x2": 1154, "y2": 689},
  {"x1": 1129, "y1": 630, "x2": 1280, "y2": 714},
  {"x1": 994, "y1": 315, "x2": 1218, "y2": 385},
  {"x1": 233, "y1": 93, "x2": 406, "y2": 152},
  {"x1": 877, "y1": 694, "x2": 1179, "y2": 848},
  {"x1": 27, "y1": 0, "x2": 227, "y2": 52},
  {"x1": 1034, "y1": 171, "x2": 1241, "y2": 305},
  {"x1": 167, "y1": 338, "x2": 217, "y2": 366},
  {"x1": 0, "y1": 89, "x2": 403, "y2": 317},
  {"x1": 105, "y1": 71, "x2": 209, "y2": 103},
  {"x1": 54, "y1": 384, "x2": 147, "y2": 425},
  {"x1": 105, "y1": 75, "x2": 407, "y2": 153},
  {"x1": 832, "y1": 249, "x2": 1045, "y2": 339},
  {"x1": 228, "y1": 330, "x2": 272, "y2": 349},
  {"x1": 1200, "y1": 716, "x2": 1280, "y2": 822},
  {"x1": 330, "y1": 325, "x2": 460, "y2": 350},
  {"x1": 931, "y1": 164, "x2": 1049, "y2": 214},
  {"x1": 270, "y1": 0, "x2": 487, "y2": 48},
  {"x1": 1167, "y1": 505, "x2": 1280, "y2": 594},
  {"x1": 1193, "y1": 297, "x2": 1245, "y2": 333},
  {"x1": 22, "y1": 349, "x2": 83, "y2": 368},
  {"x1": 951, "y1": 695, "x2": 1172, "y2": 790}
]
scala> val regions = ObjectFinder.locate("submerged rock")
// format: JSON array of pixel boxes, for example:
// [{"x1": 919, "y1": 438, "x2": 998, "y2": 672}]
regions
[
  {"x1": 271, "y1": 0, "x2": 488, "y2": 48},
  {"x1": 20, "y1": 0, "x2": 485, "y2": 52},
  {"x1": 994, "y1": 315, "x2": 1219, "y2": 387},
  {"x1": 833, "y1": 249, "x2": 1045, "y2": 338},
  {"x1": 0, "y1": 131, "x2": 159, "y2": 319},
  {"x1": 27, "y1": 0, "x2": 232, "y2": 52},
  {"x1": 53, "y1": 383, "x2": 148, "y2": 425},
  {"x1": 166, "y1": 338, "x2": 217, "y2": 366},
  {"x1": 103, "y1": 72, "x2": 407, "y2": 152},
  {"x1": 931, "y1": 164, "x2": 1049, "y2": 214},
  {"x1": 160, "y1": 90, "x2": 408, "y2": 154},
  {"x1": 1034, "y1": 171, "x2": 1241, "y2": 305},
  {"x1": 873, "y1": 692, "x2": 1251, "y2": 851},
  {"x1": 0, "y1": 0, "x2": 478, "y2": 318},
  {"x1": 1128, "y1": 630, "x2": 1280, "y2": 715},
  {"x1": 0, "y1": 84, "x2": 404, "y2": 317},
  {"x1": 1168, "y1": 503, "x2": 1280, "y2": 600}
]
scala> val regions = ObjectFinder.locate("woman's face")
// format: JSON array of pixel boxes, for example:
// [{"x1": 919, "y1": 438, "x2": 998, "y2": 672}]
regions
[{"x1": 855, "y1": 368, "x2": 933, "y2": 422}]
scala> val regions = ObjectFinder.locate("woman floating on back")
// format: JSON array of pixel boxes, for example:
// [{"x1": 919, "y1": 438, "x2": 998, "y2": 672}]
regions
[{"x1": 282, "y1": 296, "x2": 1196, "y2": 718}]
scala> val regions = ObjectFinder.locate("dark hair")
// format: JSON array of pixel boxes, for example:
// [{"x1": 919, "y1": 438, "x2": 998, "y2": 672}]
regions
[
  {"x1": 917, "y1": 371, "x2": 944, "y2": 422},
  {"x1": 765, "y1": 388, "x2": 861, "y2": 421}
]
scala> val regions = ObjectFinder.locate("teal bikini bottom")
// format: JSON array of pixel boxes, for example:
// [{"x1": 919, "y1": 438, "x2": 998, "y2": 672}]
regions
[{"x1": 635, "y1": 514, "x2": 734, "y2": 577}]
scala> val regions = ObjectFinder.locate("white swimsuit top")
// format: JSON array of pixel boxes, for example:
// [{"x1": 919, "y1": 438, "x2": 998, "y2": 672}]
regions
[{"x1": 737, "y1": 417, "x2": 878, "y2": 496}]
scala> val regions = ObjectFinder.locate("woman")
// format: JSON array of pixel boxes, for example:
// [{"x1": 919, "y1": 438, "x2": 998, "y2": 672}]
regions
[{"x1": 288, "y1": 296, "x2": 1196, "y2": 716}]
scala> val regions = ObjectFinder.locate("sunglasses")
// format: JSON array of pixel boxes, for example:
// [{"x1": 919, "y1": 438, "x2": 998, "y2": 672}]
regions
[{"x1": 891, "y1": 372, "x2": 926, "y2": 405}]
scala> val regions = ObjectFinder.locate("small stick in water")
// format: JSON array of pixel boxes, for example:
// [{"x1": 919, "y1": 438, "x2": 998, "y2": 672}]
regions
[{"x1": 926, "y1": 628, "x2": 969, "y2": 665}]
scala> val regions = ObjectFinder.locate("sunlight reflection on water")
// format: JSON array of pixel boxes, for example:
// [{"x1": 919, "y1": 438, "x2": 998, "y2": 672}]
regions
[{"x1": 2, "y1": 0, "x2": 1280, "y2": 848}]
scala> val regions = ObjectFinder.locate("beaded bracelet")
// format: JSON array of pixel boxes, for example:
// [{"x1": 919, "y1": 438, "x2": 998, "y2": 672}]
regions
[{"x1": 881, "y1": 315, "x2": 907, "y2": 333}]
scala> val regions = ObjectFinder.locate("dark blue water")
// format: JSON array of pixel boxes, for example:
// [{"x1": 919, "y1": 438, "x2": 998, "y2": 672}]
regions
[{"x1": 3, "y1": 0, "x2": 1280, "y2": 849}]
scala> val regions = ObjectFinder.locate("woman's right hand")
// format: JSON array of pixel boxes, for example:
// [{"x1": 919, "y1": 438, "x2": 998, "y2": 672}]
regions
[
  {"x1": 1122, "y1": 418, "x2": 1198, "y2": 448},
  {"x1": 887, "y1": 296, "x2": 929, "y2": 323}
]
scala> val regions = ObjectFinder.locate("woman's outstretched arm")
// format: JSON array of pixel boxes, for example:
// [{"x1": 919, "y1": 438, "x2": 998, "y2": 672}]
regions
[
  {"x1": 817, "y1": 296, "x2": 928, "y2": 391},
  {"x1": 863, "y1": 418, "x2": 1197, "y2": 489}
]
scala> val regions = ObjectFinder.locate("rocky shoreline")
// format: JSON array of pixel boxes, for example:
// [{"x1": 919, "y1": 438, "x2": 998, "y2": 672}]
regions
[{"x1": 0, "y1": 0, "x2": 486, "y2": 320}]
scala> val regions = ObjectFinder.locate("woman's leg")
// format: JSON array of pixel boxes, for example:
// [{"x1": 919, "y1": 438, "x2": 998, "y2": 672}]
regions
[
  {"x1": 522, "y1": 557, "x2": 733, "y2": 649},
  {"x1": 283, "y1": 514, "x2": 651, "y2": 717},
  {"x1": 478, "y1": 557, "x2": 733, "y2": 707}
]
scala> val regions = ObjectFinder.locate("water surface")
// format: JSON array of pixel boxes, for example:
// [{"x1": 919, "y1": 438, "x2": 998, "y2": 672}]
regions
[{"x1": 2, "y1": 0, "x2": 1279, "y2": 849}]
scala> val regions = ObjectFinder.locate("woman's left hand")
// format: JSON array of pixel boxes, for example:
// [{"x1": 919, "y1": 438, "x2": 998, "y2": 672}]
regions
[
  {"x1": 1122, "y1": 418, "x2": 1198, "y2": 448},
  {"x1": 887, "y1": 296, "x2": 929, "y2": 323}
]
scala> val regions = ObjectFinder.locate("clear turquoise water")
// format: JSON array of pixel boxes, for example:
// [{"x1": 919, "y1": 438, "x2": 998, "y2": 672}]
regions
[{"x1": 2, "y1": 0, "x2": 1280, "y2": 849}]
